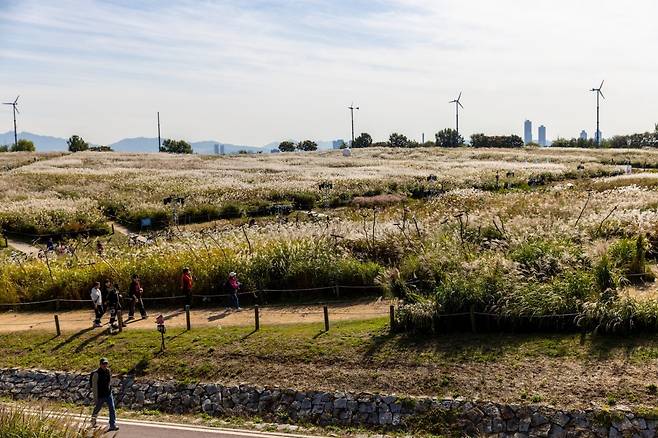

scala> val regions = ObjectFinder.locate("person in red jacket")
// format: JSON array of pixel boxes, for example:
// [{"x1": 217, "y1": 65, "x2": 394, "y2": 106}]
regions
[
  {"x1": 128, "y1": 274, "x2": 147, "y2": 320},
  {"x1": 181, "y1": 267, "x2": 193, "y2": 306}
]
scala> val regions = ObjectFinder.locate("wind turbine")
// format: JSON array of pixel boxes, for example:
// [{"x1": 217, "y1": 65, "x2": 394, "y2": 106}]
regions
[
  {"x1": 2, "y1": 96, "x2": 19, "y2": 148},
  {"x1": 449, "y1": 92, "x2": 463, "y2": 137},
  {"x1": 590, "y1": 81, "x2": 604, "y2": 146},
  {"x1": 348, "y1": 103, "x2": 359, "y2": 146}
]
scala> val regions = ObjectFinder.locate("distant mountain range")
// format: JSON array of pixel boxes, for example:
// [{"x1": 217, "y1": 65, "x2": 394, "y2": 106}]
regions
[{"x1": 1, "y1": 132, "x2": 342, "y2": 154}]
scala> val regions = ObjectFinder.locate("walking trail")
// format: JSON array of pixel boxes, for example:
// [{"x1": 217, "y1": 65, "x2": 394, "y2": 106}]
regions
[
  {"x1": 4, "y1": 236, "x2": 41, "y2": 258},
  {"x1": 0, "y1": 299, "x2": 392, "y2": 333}
]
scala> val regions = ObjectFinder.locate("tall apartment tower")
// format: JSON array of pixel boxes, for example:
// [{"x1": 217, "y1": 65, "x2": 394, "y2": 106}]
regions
[
  {"x1": 220, "y1": 144, "x2": 226, "y2": 155},
  {"x1": 524, "y1": 120, "x2": 532, "y2": 145},
  {"x1": 538, "y1": 125, "x2": 547, "y2": 147},
  {"x1": 213, "y1": 144, "x2": 220, "y2": 154},
  {"x1": 579, "y1": 130, "x2": 588, "y2": 140}
]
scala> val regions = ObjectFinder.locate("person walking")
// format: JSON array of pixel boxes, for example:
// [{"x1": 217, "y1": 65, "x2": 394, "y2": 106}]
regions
[
  {"x1": 227, "y1": 272, "x2": 241, "y2": 310},
  {"x1": 106, "y1": 282, "x2": 125, "y2": 330},
  {"x1": 181, "y1": 267, "x2": 193, "y2": 306},
  {"x1": 90, "y1": 357, "x2": 119, "y2": 431},
  {"x1": 90, "y1": 281, "x2": 103, "y2": 328},
  {"x1": 128, "y1": 274, "x2": 147, "y2": 320}
]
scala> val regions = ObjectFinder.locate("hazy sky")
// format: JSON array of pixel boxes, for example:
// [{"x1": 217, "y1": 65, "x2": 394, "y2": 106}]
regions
[{"x1": 1, "y1": 0, "x2": 658, "y2": 146}]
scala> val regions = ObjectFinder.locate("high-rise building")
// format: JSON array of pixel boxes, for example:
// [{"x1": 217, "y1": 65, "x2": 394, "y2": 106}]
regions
[
  {"x1": 538, "y1": 125, "x2": 547, "y2": 147},
  {"x1": 213, "y1": 144, "x2": 220, "y2": 154},
  {"x1": 524, "y1": 120, "x2": 532, "y2": 145},
  {"x1": 579, "y1": 130, "x2": 588, "y2": 140},
  {"x1": 220, "y1": 144, "x2": 226, "y2": 155}
]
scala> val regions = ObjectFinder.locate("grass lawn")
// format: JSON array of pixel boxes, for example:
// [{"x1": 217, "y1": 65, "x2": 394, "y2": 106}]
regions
[{"x1": 3, "y1": 319, "x2": 658, "y2": 409}]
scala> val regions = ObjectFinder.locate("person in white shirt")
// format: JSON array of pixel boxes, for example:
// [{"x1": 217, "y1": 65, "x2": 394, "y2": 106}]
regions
[{"x1": 90, "y1": 281, "x2": 104, "y2": 328}]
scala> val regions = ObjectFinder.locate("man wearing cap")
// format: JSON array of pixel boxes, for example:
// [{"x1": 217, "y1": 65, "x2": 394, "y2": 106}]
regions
[{"x1": 90, "y1": 357, "x2": 119, "y2": 431}]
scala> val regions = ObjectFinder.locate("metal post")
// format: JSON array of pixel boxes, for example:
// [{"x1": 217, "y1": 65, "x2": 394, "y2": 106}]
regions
[
  {"x1": 54, "y1": 314, "x2": 61, "y2": 336},
  {"x1": 254, "y1": 305, "x2": 260, "y2": 331},
  {"x1": 323, "y1": 305, "x2": 329, "y2": 332},
  {"x1": 185, "y1": 305, "x2": 191, "y2": 330}
]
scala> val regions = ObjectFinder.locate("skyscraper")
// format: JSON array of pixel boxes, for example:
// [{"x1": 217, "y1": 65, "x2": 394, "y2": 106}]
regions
[
  {"x1": 579, "y1": 130, "x2": 588, "y2": 140},
  {"x1": 220, "y1": 144, "x2": 226, "y2": 155},
  {"x1": 524, "y1": 120, "x2": 532, "y2": 145},
  {"x1": 213, "y1": 144, "x2": 220, "y2": 154},
  {"x1": 538, "y1": 125, "x2": 546, "y2": 147}
]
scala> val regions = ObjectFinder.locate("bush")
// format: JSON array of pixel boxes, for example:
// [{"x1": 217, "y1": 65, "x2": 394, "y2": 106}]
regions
[{"x1": 290, "y1": 192, "x2": 316, "y2": 210}]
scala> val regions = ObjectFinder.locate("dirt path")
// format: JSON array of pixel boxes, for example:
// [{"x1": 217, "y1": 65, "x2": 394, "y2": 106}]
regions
[
  {"x1": 0, "y1": 299, "x2": 392, "y2": 333},
  {"x1": 5, "y1": 237, "x2": 41, "y2": 258}
]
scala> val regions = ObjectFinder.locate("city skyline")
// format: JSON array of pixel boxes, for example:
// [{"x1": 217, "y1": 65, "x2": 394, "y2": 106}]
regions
[{"x1": 2, "y1": 1, "x2": 658, "y2": 146}]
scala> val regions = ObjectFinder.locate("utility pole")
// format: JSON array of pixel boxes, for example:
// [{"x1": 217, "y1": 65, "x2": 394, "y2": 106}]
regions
[
  {"x1": 348, "y1": 104, "x2": 359, "y2": 146},
  {"x1": 157, "y1": 112, "x2": 162, "y2": 152}
]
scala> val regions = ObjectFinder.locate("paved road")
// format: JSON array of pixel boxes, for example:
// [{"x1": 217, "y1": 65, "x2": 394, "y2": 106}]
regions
[{"x1": 95, "y1": 416, "x2": 321, "y2": 438}]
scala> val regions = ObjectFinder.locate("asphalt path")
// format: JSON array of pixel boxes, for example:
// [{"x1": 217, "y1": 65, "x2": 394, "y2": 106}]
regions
[{"x1": 93, "y1": 416, "x2": 322, "y2": 438}]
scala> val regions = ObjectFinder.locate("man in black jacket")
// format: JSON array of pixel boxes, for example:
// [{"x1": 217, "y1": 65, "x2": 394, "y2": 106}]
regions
[{"x1": 90, "y1": 357, "x2": 119, "y2": 431}]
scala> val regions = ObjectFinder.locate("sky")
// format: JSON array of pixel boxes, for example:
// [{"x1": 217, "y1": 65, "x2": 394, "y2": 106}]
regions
[{"x1": 1, "y1": 0, "x2": 658, "y2": 146}]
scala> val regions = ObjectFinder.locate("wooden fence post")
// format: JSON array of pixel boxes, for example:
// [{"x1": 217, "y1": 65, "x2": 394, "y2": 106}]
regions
[
  {"x1": 389, "y1": 305, "x2": 395, "y2": 332},
  {"x1": 323, "y1": 305, "x2": 329, "y2": 332},
  {"x1": 185, "y1": 305, "x2": 191, "y2": 330},
  {"x1": 117, "y1": 310, "x2": 124, "y2": 333},
  {"x1": 54, "y1": 314, "x2": 61, "y2": 336},
  {"x1": 334, "y1": 285, "x2": 340, "y2": 298},
  {"x1": 254, "y1": 305, "x2": 260, "y2": 331},
  {"x1": 469, "y1": 305, "x2": 477, "y2": 333}
]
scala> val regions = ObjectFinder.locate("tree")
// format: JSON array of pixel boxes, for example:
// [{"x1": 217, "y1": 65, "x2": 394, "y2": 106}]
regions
[
  {"x1": 470, "y1": 133, "x2": 523, "y2": 148},
  {"x1": 67, "y1": 135, "x2": 89, "y2": 152},
  {"x1": 352, "y1": 132, "x2": 373, "y2": 149},
  {"x1": 388, "y1": 133, "x2": 409, "y2": 148},
  {"x1": 296, "y1": 140, "x2": 318, "y2": 151},
  {"x1": 278, "y1": 141, "x2": 296, "y2": 152},
  {"x1": 10, "y1": 139, "x2": 35, "y2": 152},
  {"x1": 435, "y1": 129, "x2": 463, "y2": 148},
  {"x1": 0, "y1": 145, "x2": 8, "y2": 152},
  {"x1": 162, "y1": 139, "x2": 193, "y2": 154}
]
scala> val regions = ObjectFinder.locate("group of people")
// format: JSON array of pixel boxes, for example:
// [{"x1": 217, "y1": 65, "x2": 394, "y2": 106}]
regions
[
  {"x1": 91, "y1": 269, "x2": 242, "y2": 328},
  {"x1": 90, "y1": 274, "x2": 147, "y2": 328}
]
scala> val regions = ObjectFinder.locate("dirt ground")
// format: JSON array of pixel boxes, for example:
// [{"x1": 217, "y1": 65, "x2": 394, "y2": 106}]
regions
[{"x1": 0, "y1": 299, "x2": 392, "y2": 333}]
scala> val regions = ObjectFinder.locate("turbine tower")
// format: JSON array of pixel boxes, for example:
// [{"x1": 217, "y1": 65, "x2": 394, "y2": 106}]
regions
[
  {"x1": 348, "y1": 103, "x2": 359, "y2": 146},
  {"x1": 449, "y1": 92, "x2": 464, "y2": 137},
  {"x1": 590, "y1": 81, "x2": 605, "y2": 146},
  {"x1": 2, "y1": 96, "x2": 19, "y2": 148}
]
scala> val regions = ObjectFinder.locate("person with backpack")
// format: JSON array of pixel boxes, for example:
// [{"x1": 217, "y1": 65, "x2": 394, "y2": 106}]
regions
[
  {"x1": 106, "y1": 282, "x2": 125, "y2": 331},
  {"x1": 90, "y1": 357, "x2": 119, "y2": 431},
  {"x1": 226, "y1": 272, "x2": 241, "y2": 310},
  {"x1": 128, "y1": 274, "x2": 147, "y2": 320},
  {"x1": 90, "y1": 281, "x2": 103, "y2": 328},
  {"x1": 181, "y1": 267, "x2": 193, "y2": 306}
]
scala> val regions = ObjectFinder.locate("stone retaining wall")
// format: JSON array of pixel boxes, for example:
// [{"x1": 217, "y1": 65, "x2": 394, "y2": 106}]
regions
[{"x1": 0, "y1": 368, "x2": 653, "y2": 437}]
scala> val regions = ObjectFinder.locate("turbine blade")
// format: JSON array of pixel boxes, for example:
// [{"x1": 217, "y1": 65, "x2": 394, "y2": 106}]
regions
[
  {"x1": 14, "y1": 95, "x2": 19, "y2": 104},
  {"x1": 15, "y1": 107, "x2": 20, "y2": 114},
  {"x1": 599, "y1": 80, "x2": 604, "y2": 90},
  {"x1": 458, "y1": 102, "x2": 464, "y2": 109},
  {"x1": 599, "y1": 90, "x2": 605, "y2": 99},
  {"x1": 458, "y1": 91, "x2": 462, "y2": 101}
]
